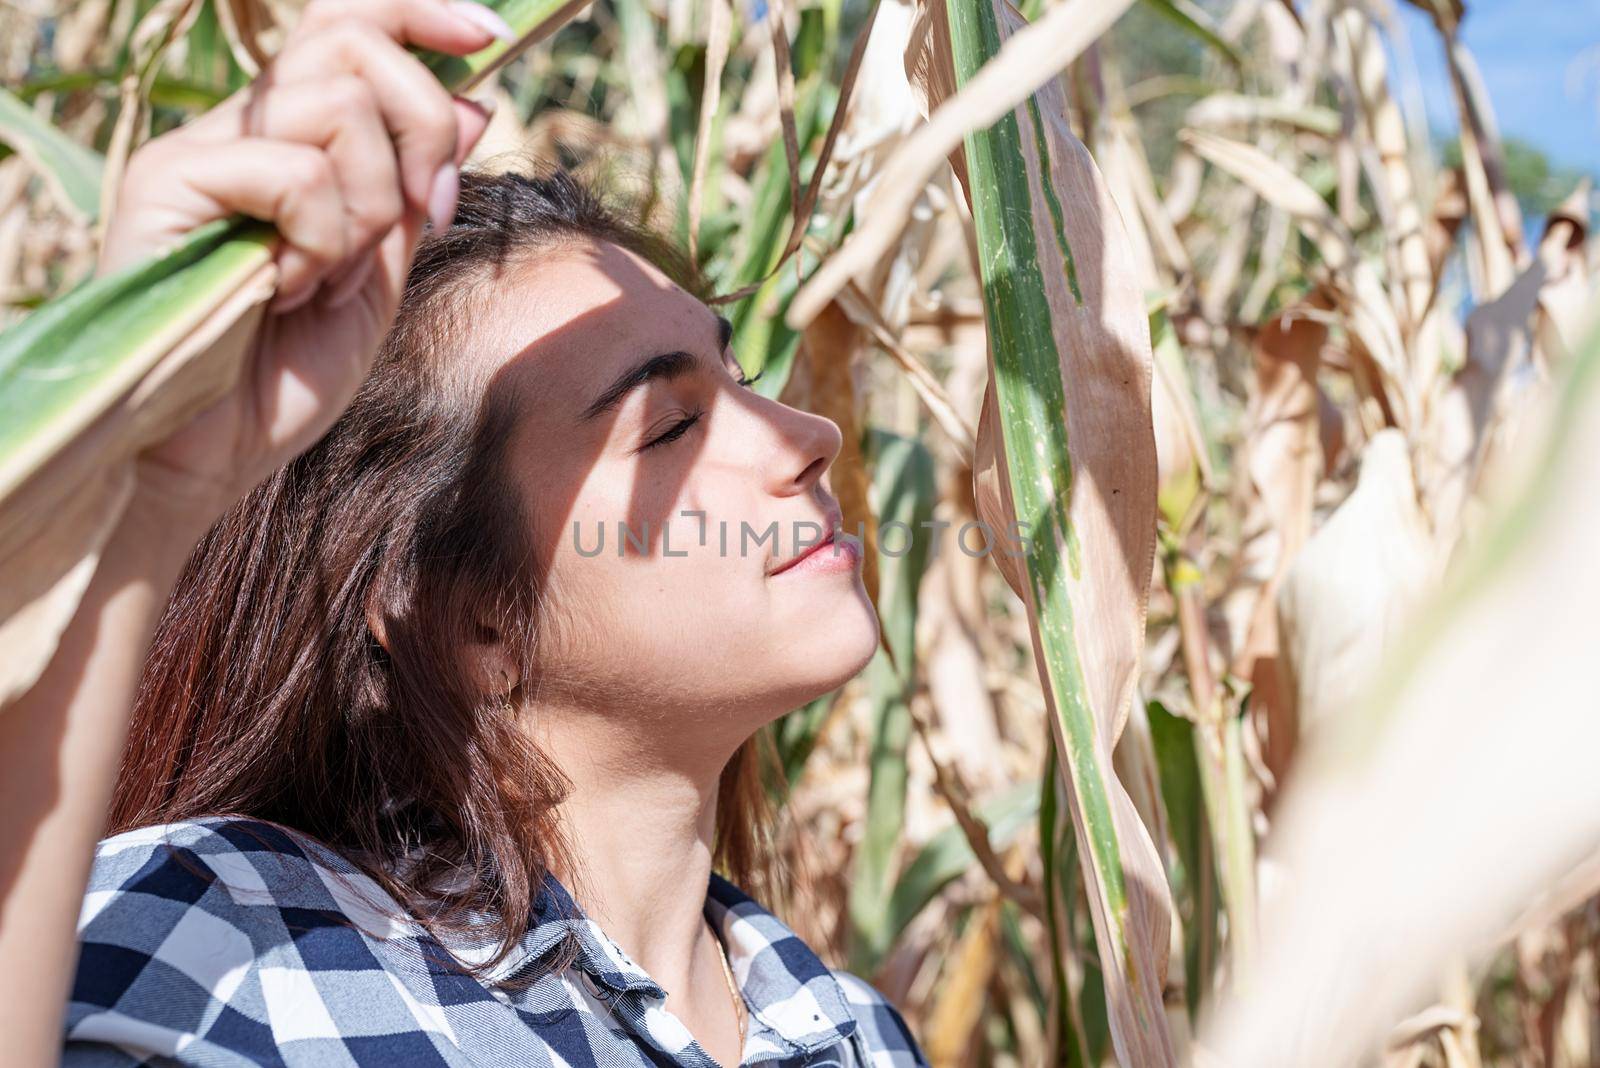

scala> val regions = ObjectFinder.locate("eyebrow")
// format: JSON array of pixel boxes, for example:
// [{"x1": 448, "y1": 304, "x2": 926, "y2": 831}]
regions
[{"x1": 579, "y1": 314, "x2": 735, "y2": 423}]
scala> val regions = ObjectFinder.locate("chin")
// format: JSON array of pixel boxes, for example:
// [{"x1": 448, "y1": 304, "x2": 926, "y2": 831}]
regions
[
  {"x1": 791, "y1": 581, "x2": 882, "y2": 698},
  {"x1": 744, "y1": 569, "x2": 881, "y2": 719}
]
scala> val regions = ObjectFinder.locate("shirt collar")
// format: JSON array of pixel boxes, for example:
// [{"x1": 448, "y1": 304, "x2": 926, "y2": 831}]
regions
[
  {"x1": 461, "y1": 868, "x2": 860, "y2": 1062},
  {"x1": 703, "y1": 872, "x2": 860, "y2": 1061}
]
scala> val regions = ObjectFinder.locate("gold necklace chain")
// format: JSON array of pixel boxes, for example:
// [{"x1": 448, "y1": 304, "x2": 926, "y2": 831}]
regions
[{"x1": 709, "y1": 920, "x2": 747, "y2": 1061}]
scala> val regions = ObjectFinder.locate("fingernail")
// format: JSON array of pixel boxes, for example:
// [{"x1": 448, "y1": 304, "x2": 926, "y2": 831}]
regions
[
  {"x1": 428, "y1": 161, "x2": 460, "y2": 231},
  {"x1": 467, "y1": 92, "x2": 499, "y2": 120},
  {"x1": 447, "y1": 0, "x2": 516, "y2": 42}
]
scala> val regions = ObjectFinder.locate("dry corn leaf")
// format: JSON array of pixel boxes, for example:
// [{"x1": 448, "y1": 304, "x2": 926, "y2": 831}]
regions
[
  {"x1": 914, "y1": 0, "x2": 1174, "y2": 1059},
  {"x1": 212, "y1": 0, "x2": 285, "y2": 75},
  {"x1": 1332, "y1": 8, "x2": 1431, "y2": 334},
  {"x1": 1414, "y1": 189, "x2": 1591, "y2": 546},
  {"x1": 1275, "y1": 429, "x2": 1438, "y2": 749},
  {"x1": 1233, "y1": 307, "x2": 1326, "y2": 778},
  {"x1": 687, "y1": 0, "x2": 731, "y2": 260},
  {"x1": 786, "y1": 0, "x2": 1136, "y2": 330},
  {"x1": 1180, "y1": 128, "x2": 1413, "y2": 430},
  {"x1": 800, "y1": 300, "x2": 881, "y2": 618},
  {"x1": 0, "y1": 88, "x2": 105, "y2": 224},
  {"x1": 1532, "y1": 181, "x2": 1594, "y2": 367},
  {"x1": 1205, "y1": 319, "x2": 1600, "y2": 1068}
]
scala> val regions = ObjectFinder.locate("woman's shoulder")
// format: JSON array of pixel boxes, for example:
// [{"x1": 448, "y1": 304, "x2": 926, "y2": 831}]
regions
[
  {"x1": 704, "y1": 874, "x2": 928, "y2": 1066},
  {"x1": 828, "y1": 969, "x2": 925, "y2": 1064},
  {"x1": 822, "y1": 968, "x2": 926, "y2": 1067},
  {"x1": 82, "y1": 814, "x2": 408, "y2": 932},
  {"x1": 89, "y1": 814, "x2": 331, "y2": 890},
  {"x1": 69, "y1": 815, "x2": 448, "y2": 1065}
]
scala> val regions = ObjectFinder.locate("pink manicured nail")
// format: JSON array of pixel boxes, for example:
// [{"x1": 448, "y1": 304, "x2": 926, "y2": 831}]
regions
[
  {"x1": 447, "y1": 0, "x2": 516, "y2": 41},
  {"x1": 428, "y1": 161, "x2": 460, "y2": 231}
]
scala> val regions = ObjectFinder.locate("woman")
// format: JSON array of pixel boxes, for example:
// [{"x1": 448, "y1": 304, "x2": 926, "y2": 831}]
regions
[{"x1": 0, "y1": 1, "x2": 927, "y2": 1064}]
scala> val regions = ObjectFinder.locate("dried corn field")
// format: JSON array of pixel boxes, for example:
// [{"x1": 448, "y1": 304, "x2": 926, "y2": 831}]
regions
[{"x1": 3, "y1": 0, "x2": 1599, "y2": 1065}]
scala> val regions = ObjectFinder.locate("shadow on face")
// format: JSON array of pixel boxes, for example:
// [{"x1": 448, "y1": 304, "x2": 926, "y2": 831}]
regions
[{"x1": 465, "y1": 237, "x2": 881, "y2": 744}]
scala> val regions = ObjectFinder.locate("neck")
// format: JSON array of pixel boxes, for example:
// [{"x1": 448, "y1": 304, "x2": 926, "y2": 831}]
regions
[{"x1": 529, "y1": 701, "x2": 733, "y2": 997}]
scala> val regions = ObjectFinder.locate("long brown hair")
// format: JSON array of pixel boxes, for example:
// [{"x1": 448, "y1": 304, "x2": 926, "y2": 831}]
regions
[{"x1": 111, "y1": 165, "x2": 780, "y2": 982}]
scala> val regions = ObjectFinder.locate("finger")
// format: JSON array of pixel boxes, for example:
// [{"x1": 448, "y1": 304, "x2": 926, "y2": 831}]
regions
[
  {"x1": 322, "y1": 250, "x2": 377, "y2": 309},
  {"x1": 288, "y1": 0, "x2": 514, "y2": 54},
  {"x1": 274, "y1": 205, "x2": 430, "y2": 443},
  {"x1": 162, "y1": 0, "x2": 511, "y2": 151},
  {"x1": 125, "y1": 138, "x2": 350, "y2": 311},
  {"x1": 452, "y1": 93, "x2": 496, "y2": 167},
  {"x1": 323, "y1": 87, "x2": 494, "y2": 302},
  {"x1": 269, "y1": 21, "x2": 464, "y2": 221},
  {"x1": 369, "y1": 204, "x2": 430, "y2": 326},
  {"x1": 324, "y1": 90, "x2": 490, "y2": 310},
  {"x1": 244, "y1": 76, "x2": 405, "y2": 290},
  {"x1": 178, "y1": 26, "x2": 454, "y2": 220},
  {"x1": 173, "y1": 0, "x2": 510, "y2": 217},
  {"x1": 272, "y1": 22, "x2": 455, "y2": 196}
]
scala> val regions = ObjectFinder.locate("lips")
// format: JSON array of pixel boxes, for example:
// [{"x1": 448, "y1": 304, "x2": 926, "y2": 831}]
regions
[{"x1": 768, "y1": 507, "x2": 844, "y2": 576}]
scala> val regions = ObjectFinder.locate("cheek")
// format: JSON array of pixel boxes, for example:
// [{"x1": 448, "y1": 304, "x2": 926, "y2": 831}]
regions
[
  {"x1": 540, "y1": 493, "x2": 767, "y2": 635},
  {"x1": 530, "y1": 449, "x2": 778, "y2": 670}
]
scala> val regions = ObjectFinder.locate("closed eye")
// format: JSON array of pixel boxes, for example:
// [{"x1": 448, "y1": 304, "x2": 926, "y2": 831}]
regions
[
  {"x1": 640, "y1": 364, "x2": 762, "y2": 452},
  {"x1": 641, "y1": 410, "x2": 704, "y2": 451},
  {"x1": 638, "y1": 351, "x2": 763, "y2": 453}
]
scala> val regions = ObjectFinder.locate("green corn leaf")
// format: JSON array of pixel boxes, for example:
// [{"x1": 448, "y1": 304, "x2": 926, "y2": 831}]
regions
[
  {"x1": 723, "y1": 76, "x2": 834, "y2": 400},
  {"x1": 1146, "y1": 698, "x2": 1212, "y2": 1020},
  {"x1": 0, "y1": 218, "x2": 272, "y2": 483},
  {"x1": 998, "y1": 897, "x2": 1047, "y2": 1026},
  {"x1": 769, "y1": 689, "x2": 839, "y2": 796},
  {"x1": 15, "y1": 70, "x2": 231, "y2": 112},
  {"x1": 1041, "y1": 749, "x2": 1109, "y2": 1068},
  {"x1": 0, "y1": 85, "x2": 105, "y2": 222},
  {"x1": 0, "y1": 0, "x2": 590, "y2": 708},
  {"x1": 846, "y1": 648, "x2": 912, "y2": 977},
  {"x1": 884, "y1": 779, "x2": 1039, "y2": 952},
  {"x1": 415, "y1": 0, "x2": 593, "y2": 93},
  {"x1": 930, "y1": 0, "x2": 1178, "y2": 1059},
  {"x1": 846, "y1": 428, "x2": 937, "y2": 975},
  {"x1": 1137, "y1": 0, "x2": 1245, "y2": 75}
]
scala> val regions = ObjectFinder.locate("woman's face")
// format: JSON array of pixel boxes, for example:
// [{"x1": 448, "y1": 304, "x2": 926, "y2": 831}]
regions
[{"x1": 470, "y1": 237, "x2": 879, "y2": 748}]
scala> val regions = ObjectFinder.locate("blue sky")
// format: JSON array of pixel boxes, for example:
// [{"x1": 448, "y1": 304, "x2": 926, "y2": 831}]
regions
[{"x1": 1391, "y1": 1, "x2": 1600, "y2": 174}]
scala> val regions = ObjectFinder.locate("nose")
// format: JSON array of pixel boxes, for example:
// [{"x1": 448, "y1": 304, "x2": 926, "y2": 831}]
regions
[{"x1": 761, "y1": 397, "x2": 843, "y2": 499}]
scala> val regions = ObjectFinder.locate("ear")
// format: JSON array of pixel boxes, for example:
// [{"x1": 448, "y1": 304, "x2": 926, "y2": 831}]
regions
[
  {"x1": 366, "y1": 601, "x2": 392, "y2": 655},
  {"x1": 470, "y1": 627, "x2": 521, "y2": 697}
]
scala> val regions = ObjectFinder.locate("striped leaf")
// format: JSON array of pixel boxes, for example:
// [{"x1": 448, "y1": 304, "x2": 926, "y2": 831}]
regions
[{"x1": 923, "y1": 0, "x2": 1177, "y2": 1060}]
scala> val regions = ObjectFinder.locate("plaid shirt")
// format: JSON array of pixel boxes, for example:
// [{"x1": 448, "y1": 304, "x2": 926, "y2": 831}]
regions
[{"x1": 65, "y1": 816, "x2": 928, "y2": 1067}]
